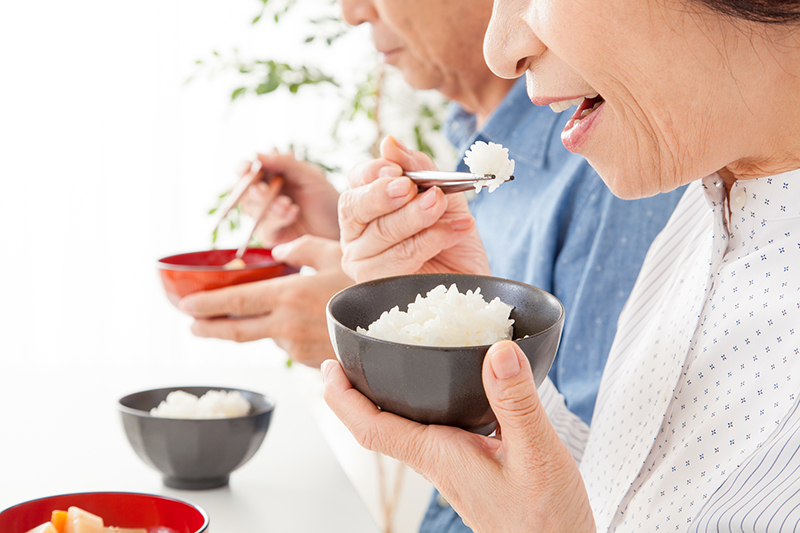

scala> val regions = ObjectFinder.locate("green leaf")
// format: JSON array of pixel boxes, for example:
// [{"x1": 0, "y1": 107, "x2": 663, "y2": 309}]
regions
[
  {"x1": 305, "y1": 36, "x2": 314, "y2": 43},
  {"x1": 208, "y1": 207, "x2": 217, "y2": 215},
  {"x1": 256, "y1": 72, "x2": 281, "y2": 95},
  {"x1": 252, "y1": 14, "x2": 262, "y2": 23},
  {"x1": 285, "y1": 358, "x2": 293, "y2": 368},
  {"x1": 231, "y1": 87, "x2": 246, "y2": 100}
]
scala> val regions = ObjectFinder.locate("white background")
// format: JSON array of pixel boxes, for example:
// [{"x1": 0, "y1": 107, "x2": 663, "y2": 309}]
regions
[{"x1": 0, "y1": 1, "x2": 433, "y2": 531}]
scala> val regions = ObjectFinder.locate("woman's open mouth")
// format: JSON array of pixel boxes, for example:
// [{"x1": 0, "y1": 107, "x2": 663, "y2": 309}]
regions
[
  {"x1": 549, "y1": 93, "x2": 606, "y2": 152},
  {"x1": 560, "y1": 94, "x2": 605, "y2": 130}
]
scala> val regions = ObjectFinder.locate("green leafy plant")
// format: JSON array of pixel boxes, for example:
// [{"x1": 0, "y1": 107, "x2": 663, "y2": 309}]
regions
[{"x1": 194, "y1": 0, "x2": 450, "y2": 245}]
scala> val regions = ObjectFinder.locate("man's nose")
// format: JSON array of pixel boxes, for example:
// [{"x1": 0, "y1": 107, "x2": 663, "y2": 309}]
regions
[{"x1": 339, "y1": 0, "x2": 378, "y2": 26}]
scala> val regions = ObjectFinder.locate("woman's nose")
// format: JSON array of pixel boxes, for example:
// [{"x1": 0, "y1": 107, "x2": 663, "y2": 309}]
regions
[
  {"x1": 483, "y1": 0, "x2": 542, "y2": 79},
  {"x1": 339, "y1": 0, "x2": 378, "y2": 26}
]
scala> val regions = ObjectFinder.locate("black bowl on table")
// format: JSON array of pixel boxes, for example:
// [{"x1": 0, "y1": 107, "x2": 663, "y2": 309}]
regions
[
  {"x1": 326, "y1": 273, "x2": 564, "y2": 435},
  {"x1": 118, "y1": 386, "x2": 275, "y2": 490}
]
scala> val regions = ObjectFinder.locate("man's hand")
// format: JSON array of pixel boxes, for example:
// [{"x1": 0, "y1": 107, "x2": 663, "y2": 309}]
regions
[
  {"x1": 178, "y1": 236, "x2": 351, "y2": 368},
  {"x1": 239, "y1": 150, "x2": 341, "y2": 247}
]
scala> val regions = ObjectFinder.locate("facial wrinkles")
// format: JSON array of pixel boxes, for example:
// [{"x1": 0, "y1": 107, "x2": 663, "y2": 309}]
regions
[
  {"x1": 574, "y1": 3, "x2": 714, "y2": 194},
  {"x1": 657, "y1": 7, "x2": 765, "y2": 181}
]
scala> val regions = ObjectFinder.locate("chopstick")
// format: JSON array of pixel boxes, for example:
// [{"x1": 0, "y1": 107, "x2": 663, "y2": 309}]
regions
[
  {"x1": 234, "y1": 176, "x2": 284, "y2": 259},
  {"x1": 211, "y1": 160, "x2": 264, "y2": 236}
]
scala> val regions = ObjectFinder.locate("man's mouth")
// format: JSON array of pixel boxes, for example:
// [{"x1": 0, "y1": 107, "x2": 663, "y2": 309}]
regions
[{"x1": 549, "y1": 94, "x2": 605, "y2": 129}]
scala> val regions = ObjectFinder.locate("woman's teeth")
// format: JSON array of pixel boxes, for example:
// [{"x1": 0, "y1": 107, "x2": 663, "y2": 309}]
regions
[
  {"x1": 568, "y1": 101, "x2": 604, "y2": 129},
  {"x1": 580, "y1": 101, "x2": 603, "y2": 118},
  {"x1": 549, "y1": 94, "x2": 599, "y2": 113},
  {"x1": 549, "y1": 97, "x2": 584, "y2": 113}
]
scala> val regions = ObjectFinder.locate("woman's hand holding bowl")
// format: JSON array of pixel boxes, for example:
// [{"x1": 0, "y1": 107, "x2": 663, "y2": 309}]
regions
[
  {"x1": 322, "y1": 340, "x2": 595, "y2": 533},
  {"x1": 338, "y1": 136, "x2": 490, "y2": 282}
]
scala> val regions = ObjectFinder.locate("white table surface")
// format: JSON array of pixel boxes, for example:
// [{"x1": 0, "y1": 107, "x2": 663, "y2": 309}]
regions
[{"x1": 0, "y1": 355, "x2": 380, "y2": 532}]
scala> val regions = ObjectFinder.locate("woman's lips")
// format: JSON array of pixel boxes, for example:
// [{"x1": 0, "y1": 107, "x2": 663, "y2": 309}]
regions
[
  {"x1": 561, "y1": 98, "x2": 605, "y2": 153},
  {"x1": 379, "y1": 47, "x2": 402, "y2": 62}
]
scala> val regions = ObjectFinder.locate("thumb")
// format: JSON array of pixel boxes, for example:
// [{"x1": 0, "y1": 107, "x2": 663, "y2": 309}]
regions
[
  {"x1": 482, "y1": 340, "x2": 549, "y2": 459},
  {"x1": 271, "y1": 235, "x2": 342, "y2": 270},
  {"x1": 379, "y1": 136, "x2": 437, "y2": 171}
]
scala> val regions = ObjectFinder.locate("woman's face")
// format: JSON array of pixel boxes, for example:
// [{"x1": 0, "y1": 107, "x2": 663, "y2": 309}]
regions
[
  {"x1": 339, "y1": 0, "x2": 496, "y2": 98},
  {"x1": 483, "y1": 0, "x2": 764, "y2": 198}
]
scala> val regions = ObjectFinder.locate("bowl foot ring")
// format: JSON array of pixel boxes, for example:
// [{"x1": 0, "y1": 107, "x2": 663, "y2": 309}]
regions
[{"x1": 163, "y1": 474, "x2": 230, "y2": 490}]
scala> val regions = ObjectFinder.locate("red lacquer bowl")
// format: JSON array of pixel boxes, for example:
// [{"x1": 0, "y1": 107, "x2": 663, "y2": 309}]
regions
[
  {"x1": 0, "y1": 491, "x2": 209, "y2": 533},
  {"x1": 157, "y1": 248, "x2": 298, "y2": 307}
]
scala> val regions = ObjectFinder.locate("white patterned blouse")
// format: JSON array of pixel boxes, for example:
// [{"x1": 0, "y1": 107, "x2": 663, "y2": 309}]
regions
[{"x1": 538, "y1": 169, "x2": 800, "y2": 532}]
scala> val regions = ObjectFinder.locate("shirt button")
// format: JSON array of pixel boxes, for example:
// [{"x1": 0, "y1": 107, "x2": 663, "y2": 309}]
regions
[
  {"x1": 436, "y1": 493, "x2": 450, "y2": 508},
  {"x1": 731, "y1": 189, "x2": 747, "y2": 210}
]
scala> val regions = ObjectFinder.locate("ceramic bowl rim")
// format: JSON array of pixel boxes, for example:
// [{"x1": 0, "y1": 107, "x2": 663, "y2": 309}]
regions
[
  {"x1": 117, "y1": 385, "x2": 276, "y2": 420},
  {"x1": 326, "y1": 273, "x2": 565, "y2": 351},
  {"x1": 0, "y1": 491, "x2": 210, "y2": 532},
  {"x1": 156, "y1": 248, "x2": 282, "y2": 273}
]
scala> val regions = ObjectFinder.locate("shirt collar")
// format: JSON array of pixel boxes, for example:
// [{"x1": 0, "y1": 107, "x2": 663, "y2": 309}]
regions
[
  {"x1": 444, "y1": 77, "x2": 564, "y2": 171},
  {"x1": 701, "y1": 168, "x2": 800, "y2": 221},
  {"x1": 702, "y1": 168, "x2": 800, "y2": 259}
]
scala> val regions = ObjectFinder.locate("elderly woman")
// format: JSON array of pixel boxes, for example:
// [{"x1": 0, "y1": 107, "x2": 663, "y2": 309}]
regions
[{"x1": 323, "y1": 0, "x2": 800, "y2": 530}]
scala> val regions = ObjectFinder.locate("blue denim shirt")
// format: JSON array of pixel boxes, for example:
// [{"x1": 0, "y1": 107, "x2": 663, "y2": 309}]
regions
[{"x1": 419, "y1": 78, "x2": 686, "y2": 533}]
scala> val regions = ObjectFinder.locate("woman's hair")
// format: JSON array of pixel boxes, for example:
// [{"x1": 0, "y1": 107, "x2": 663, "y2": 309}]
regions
[{"x1": 699, "y1": 0, "x2": 800, "y2": 23}]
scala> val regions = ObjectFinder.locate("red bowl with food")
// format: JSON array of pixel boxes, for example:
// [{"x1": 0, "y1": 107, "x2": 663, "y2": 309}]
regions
[
  {"x1": 157, "y1": 248, "x2": 298, "y2": 307},
  {"x1": 0, "y1": 491, "x2": 209, "y2": 533}
]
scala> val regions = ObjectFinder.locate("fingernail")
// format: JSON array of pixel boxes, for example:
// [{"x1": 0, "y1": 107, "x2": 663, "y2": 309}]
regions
[
  {"x1": 419, "y1": 188, "x2": 438, "y2": 209},
  {"x1": 387, "y1": 177, "x2": 411, "y2": 198},
  {"x1": 490, "y1": 344, "x2": 521, "y2": 380},
  {"x1": 321, "y1": 360, "x2": 334, "y2": 383},
  {"x1": 391, "y1": 136, "x2": 410, "y2": 154},
  {"x1": 450, "y1": 216, "x2": 473, "y2": 231},
  {"x1": 271, "y1": 243, "x2": 287, "y2": 260},
  {"x1": 270, "y1": 198, "x2": 286, "y2": 214},
  {"x1": 378, "y1": 165, "x2": 403, "y2": 178}
]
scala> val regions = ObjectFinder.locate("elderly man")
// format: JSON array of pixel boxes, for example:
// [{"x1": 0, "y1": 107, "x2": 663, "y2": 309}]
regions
[{"x1": 178, "y1": 0, "x2": 685, "y2": 530}]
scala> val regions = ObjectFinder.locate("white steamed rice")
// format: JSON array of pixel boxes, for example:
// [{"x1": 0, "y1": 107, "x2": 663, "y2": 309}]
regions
[
  {"x1": 149, "y1": 389, "x2": 251, "y2": 419},
  {"x1": 463, "y1": 141, "x2": 515, "y2": 193},
  {"x1": 357, "y1": 283, "x2": 514, "y2": 347}
]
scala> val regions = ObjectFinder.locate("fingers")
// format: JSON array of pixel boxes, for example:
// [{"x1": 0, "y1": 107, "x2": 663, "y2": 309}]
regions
[
  {"x1": 241, "y1": 186, "x2": 297, "y2": 223},
  {"x1": 341, "y1": 185, "x2": 450, "y2": 259},
  {"x1": 254, "y1": 150, "x2": 326, "y2": 186},
  {"x1": 347, "y1": 158, "x2": 404, "y2": 189},
  {"x1": 338, "y1": 175, "x2": 419, "y2": 242},
  {"x1": 481, "y1": 341, "x2": 550, "y2": 464},
  {"x1": 345, "y1": 136, "x2": 434, "y2": 189},
  {"x1": 271, "y1": 235, "x2": 343, "y2": 271},
  {"x1": 190, "y1": 314, "x2": 278, "y2": 343},
  {"x1": 321, "y1": 360, "x2": 431, "y2": 464},
  {"x1": 344, "y1": 217, "x2": 476, "y2": 281},
  {"x1": 321, "y1": 360, "x2": 496, "y2": 486},
  {"x1": 379, "y1": 136, "x2": 437, "y2": 171},
  {"x1": 178, "y1": 277, "x2": 286, "y2": 318}
]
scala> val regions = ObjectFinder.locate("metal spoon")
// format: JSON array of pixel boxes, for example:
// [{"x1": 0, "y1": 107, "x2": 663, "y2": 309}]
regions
[{"x1": 405, "y1": 171, "x2": 515, "y2": 194}]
